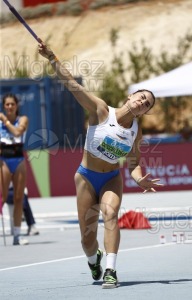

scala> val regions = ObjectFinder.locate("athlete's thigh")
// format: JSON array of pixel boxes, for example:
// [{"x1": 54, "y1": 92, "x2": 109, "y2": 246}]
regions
[
  {"x1": 75, "y1": 173, "x2": 100, "y2": 234},
  {"x1": 12, "y1": 159, "x2": 27, "y2": 199},
  {"x1": 0, "y1": 159, "x2": 12, "y2": 202},
  {"x1": 99, "y1": 172, "x2": 123, "y2": 218}
]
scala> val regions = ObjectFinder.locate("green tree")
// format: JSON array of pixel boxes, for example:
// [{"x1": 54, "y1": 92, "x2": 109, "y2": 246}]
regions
[{"x1": 97, "y1": 29, "x2": 192, "y2": 133}]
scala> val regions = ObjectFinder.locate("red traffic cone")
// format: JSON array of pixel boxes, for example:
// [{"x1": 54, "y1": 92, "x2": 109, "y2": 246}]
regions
[
  {"x1": 118, "y1": 212, "x2": 132, "y2": 229},
  {"x1": 118, "y1": 210, "x2": 151, "y2": 229},
  {"x1": 132, "y1": 211, "x2": 151, "y2": 229}
]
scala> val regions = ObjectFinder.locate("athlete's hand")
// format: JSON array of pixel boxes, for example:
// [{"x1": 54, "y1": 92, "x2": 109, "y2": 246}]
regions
[
  {"x1": 38, "y1": 42, "x2": 55, "y2": 60},
  {"x1": 137, "y1": 173, "x2": 163, "y2": 193}
]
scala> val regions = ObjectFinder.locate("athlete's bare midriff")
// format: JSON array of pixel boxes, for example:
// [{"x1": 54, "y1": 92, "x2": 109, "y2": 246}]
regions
[{"x1": 81, "y1": 150, "x2": 120, "y2": 173}]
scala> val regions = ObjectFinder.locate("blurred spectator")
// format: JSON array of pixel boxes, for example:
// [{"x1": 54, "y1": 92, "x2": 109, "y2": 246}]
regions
[
  {"x1": 0, "y1": 93, "x2": 29, "y2": 245},
  {"x1": 180, "y1": 119, "x2": 192, "y2": 141}
]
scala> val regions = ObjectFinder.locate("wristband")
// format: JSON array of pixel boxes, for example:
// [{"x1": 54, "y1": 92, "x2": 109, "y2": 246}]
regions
[
  {"x1": 50, "y1": 57, "x2": 58, "y2": 64},
  {"x1": 136, "y1": 177, "x2": 142, "y2": 184}
]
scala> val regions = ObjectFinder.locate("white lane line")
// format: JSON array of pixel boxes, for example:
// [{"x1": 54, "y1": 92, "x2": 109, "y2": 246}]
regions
[
  {"x1": 0, "y1": 255, "x2": 86, "y2": 272},
  {"x1": 0, "y1": 243, "x2": 175, "y2": 272},
  {"x1": 119, "y1": 243, "x2": 175, "y2": 253}
]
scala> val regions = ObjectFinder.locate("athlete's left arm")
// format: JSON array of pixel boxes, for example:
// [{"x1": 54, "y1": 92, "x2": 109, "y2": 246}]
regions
[
  {"x1": 127, "y1": 124, "x2": 163, "y2": 193},
  {"x1": 127, "y1": 124, "x2": 143, "y2": 182},
  {"x1": 5, "y1": 116, "x2": 29, "y2": 137}
]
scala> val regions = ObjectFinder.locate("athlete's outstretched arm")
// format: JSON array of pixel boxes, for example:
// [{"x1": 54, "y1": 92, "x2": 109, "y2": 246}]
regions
[
  {"x1": 128, "y1": 125, "x2": 163, "y2": 193},
  {"x1": 38, "y1": 43, "x2": 106, "y2": 114}
]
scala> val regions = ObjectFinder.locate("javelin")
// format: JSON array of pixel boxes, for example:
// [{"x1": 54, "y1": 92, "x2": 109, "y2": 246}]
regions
[{"x1": 3, "y1": 0, "x2": 42, "y2": 43}]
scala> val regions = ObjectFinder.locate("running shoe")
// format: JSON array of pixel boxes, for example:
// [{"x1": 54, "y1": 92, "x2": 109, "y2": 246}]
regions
[
  {"x1": 27, "y1": 225, "x2": 39, "y2": 236},
  {"x1": 102, "y1": 269, "x2": 119, "y2": 289},
  {"x1": 88, "y1": 249, "x2": 103, "y2": 280},
  {"x1": 13, "y1": 236, "x2": 29, "y2": 245}
]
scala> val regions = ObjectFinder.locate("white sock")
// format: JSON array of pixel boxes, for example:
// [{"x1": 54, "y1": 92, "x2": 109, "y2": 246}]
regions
[
  {"x1": 87, "y1": 252, "x2": 97, "y2": 265},
  {"x1": 7, "y1": 204, "x2": 14, "y2": 234},
  {"x1": 13, "y1": 226, "x2": 21, "y2": 237},
  {"x1": 106, "y1": 253, "x2": 117, "y2": 270}
]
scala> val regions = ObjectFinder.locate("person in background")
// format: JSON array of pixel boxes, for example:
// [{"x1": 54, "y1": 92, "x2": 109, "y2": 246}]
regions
[
  {"x1": 180, "y1": 119, "x2": 192, "y2": 141},
  {"x1": 38, "y1": 42, "x2": 163, "y2": 288},
  {"x1": 0, "y1": 93, "x2": 29, "y2": 245},
  {"x1": 6, "y1": 182, "x2": 39, "y2": 236}
]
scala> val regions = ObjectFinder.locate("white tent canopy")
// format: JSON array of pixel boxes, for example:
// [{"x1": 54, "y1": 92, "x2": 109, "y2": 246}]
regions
[{"x1": 128, "y1": 62, "x2": 192, "y2": 98}]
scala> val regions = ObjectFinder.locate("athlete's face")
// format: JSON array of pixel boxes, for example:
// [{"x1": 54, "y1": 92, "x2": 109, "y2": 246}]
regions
[
  {"x1": 4, "y1": 97, "x2": 18, "y2": 116},
  {"x1": 128, "y1": 91, "x2": 154, "y2": 116}
]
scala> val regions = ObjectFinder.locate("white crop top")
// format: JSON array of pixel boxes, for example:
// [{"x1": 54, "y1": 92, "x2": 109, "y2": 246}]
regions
[{"x1": 84, "y1": 106, "x2": 138, "y2": 164}]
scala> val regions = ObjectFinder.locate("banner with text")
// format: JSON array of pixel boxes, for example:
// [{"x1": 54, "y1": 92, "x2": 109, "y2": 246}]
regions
[
  {"x1": 26, "y1": 142, "x2": 192, "y2": 197},
  {"x1": 122, "y1": 142, "x2": 192, "y2": 192}
]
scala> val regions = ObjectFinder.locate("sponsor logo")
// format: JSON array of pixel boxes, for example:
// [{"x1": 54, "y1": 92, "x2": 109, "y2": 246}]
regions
[{"x1": 116, "y1": 134, "x2": 128, "y2": 140}]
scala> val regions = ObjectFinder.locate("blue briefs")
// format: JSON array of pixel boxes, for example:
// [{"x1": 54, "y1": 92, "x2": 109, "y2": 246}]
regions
[
  {"x1": 0, "y1": 157, "x2": 24, "y2": 174},
  {"x1": 76, "y1": 164, "x2": 119, "y2": 197}
]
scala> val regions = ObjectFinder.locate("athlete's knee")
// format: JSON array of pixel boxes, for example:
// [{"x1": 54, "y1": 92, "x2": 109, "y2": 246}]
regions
[
  {"x1": 101, "y1": 203, "x2": 118, "y2": 223},
  {"x1": 13, "y1": 194, "x2": 23, "y2": 205}
]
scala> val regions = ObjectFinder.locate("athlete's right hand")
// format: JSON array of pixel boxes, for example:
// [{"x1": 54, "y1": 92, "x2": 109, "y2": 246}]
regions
[{"x1": 38, "y1": 42, "x2": 55, "y2": 60}]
